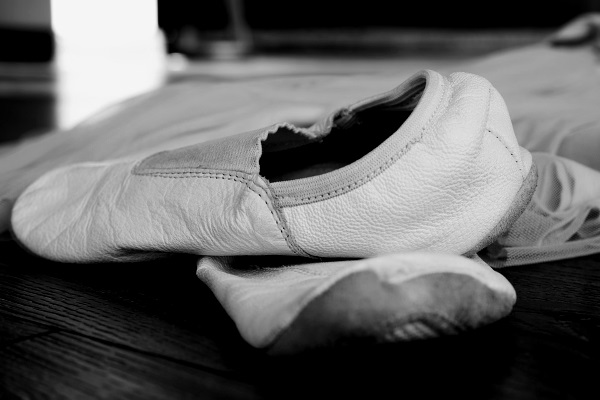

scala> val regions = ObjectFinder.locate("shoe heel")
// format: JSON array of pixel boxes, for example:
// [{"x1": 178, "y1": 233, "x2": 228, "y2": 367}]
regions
[{"x1": 464, "y1": 162, "x2": 538, "y2": 256}]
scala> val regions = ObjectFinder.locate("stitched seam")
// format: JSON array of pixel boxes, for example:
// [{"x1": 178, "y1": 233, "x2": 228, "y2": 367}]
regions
[
  {"x1": 276, "y1": 146, "x2": 414, "y2": 203},
  {"x1": 485, "y1": 86, "x2": 523, "y2": 176},
  {"x1": 275, "y1": 77, "x2": 451, "y2": 205},
  {"x1": 263, "y1": 178, "x2": 316, "y2": 258},
  {"x1": 135, "y1": 171, "x2": 304, "y2": 256},
  {"x1": 135, "y1": 170, "x2": 250, "y2": 179},
  {"x1": 485, "y1": 128, "x2": 523, "y2": 173}
]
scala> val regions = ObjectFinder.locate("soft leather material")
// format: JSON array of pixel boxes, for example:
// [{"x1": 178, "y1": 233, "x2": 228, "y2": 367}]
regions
[
  {"x1": 197, "y1": 252, "x2": 516, "y2": 350},
  {"x1": 282, "y1": 72, "x2": 532, "y2": 257},
  {"x1": 12, "y1": 161, "x2": 293, "y2": 262}
]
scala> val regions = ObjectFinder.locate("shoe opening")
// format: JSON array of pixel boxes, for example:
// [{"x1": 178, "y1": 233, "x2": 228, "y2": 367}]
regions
[{"x1": 259, "y1": 82, "x2": 424, "y2": 182}]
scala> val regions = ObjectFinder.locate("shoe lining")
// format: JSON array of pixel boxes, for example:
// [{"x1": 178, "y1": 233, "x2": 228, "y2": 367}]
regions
[{"x1": 259, "y1": 88, "x2": 423, "y2": 183}]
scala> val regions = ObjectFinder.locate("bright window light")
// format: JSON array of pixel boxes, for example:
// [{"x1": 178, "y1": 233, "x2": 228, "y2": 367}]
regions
[
  {"x1": 50, "y1": 0, "x2": 164, "y2": 129},
  {"x1": 51, "y1": 0, "x2": 158, "y2": 45}
]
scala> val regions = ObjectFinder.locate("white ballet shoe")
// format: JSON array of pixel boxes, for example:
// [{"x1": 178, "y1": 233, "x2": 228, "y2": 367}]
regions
[
  {"x1": 12, "y1": 69, "x2": 535, "y2": 262},
  {"x1": 197, "y1": 252, "x2": 516, "y2": 354}
]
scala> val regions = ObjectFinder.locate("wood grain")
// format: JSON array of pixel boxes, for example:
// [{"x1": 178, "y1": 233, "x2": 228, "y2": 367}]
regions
[
  {"x1": 1, "y1": 331, "x2": 260, "y2": 400},
  {"x1": 0, "y1": 312, "x2": 52, "y2": 346},
  {"x1": 0, "y1": 240, "x2": 259, "y2": 375},
  {"x1": 2, "y1": 241, "x2": 600, "y2": 399}
]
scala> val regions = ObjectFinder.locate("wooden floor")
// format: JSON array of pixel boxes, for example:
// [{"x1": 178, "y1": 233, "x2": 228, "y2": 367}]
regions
[
  {"x1": 2, "y1": 237, "x2": 600, "y2": 399},
  {"x1": 1, "y1": 50, "x2": 599, "y2": 399}
]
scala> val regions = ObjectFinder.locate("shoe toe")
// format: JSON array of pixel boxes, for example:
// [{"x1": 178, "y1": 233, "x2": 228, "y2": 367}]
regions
[{"x1": 12, "y1": 163, "x2": 117, "y2": 261}]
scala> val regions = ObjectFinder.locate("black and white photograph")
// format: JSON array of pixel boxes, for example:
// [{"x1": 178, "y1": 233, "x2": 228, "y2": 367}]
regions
[{"x1": 1, "y1": 1, "x2": 600, "y2": 399}]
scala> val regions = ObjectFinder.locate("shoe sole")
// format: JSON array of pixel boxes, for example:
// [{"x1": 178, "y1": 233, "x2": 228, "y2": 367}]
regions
[
  {"x1": 464, "y1": 161, "x2": 538, "y2": 257},
  {"x1": 267, "y1": 269, "x2": 514, "y2": 355}
]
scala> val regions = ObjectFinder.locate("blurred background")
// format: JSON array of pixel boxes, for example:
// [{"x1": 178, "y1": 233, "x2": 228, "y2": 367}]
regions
[{"x1": 1, "y1": 0, "x2": 599, "y2": 143}]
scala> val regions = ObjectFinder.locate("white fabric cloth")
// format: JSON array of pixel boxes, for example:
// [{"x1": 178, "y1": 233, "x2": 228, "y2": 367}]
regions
[{"x1": 485, "y1": 152, "x2": 600, "y2": 266}]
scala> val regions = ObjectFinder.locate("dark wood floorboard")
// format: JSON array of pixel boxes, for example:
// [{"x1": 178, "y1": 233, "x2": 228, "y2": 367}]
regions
[
  {"x1": 0, "y1": 240, "x2": 259, "y2": 376},
  {"x1": 0, "y1": 312, "x2": 53, "y2": 345},
  {"x1": 2, "y1": 237, "x2": 600, "y2": 399},
  {"x1": 1, "y1": 331, "x2": 260, "y2": 400}
]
